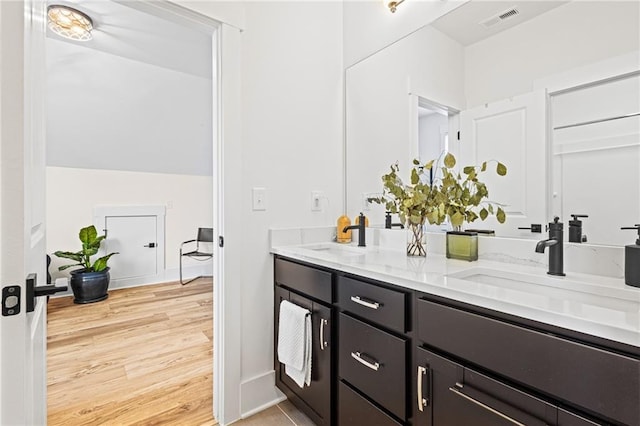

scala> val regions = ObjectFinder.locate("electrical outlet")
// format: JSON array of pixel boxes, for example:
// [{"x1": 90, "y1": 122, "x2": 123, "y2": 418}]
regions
[
  {"x1": 311, "y1": 191, "x2": 323, "y2": 211},
  {"x1": 252, "y1": 187, "x2": 267, "y2": 211}
]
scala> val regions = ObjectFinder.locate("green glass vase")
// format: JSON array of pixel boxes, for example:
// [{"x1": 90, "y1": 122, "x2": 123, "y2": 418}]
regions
[{"x1": 446, "y1": 231, "x2": 478, "y2": 261}]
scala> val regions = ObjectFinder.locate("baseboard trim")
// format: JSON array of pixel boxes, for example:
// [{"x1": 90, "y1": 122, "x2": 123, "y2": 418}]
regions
[
  {"x1": 240, "y1": 370, "x2": 286, "y2": 419},
  {"x1": 51, "y1": 263, "x2": 213, "y2": 298}
]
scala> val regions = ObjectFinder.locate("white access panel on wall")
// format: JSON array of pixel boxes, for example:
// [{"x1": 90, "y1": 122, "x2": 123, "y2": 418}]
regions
[
  {"x1": 459, "y1": 90, "x2": 547, "y2": 237},
  {"x1": 94, "y1": 205, "x2": 166, "y2": 286},
  {"x1": 104, "y1": 216, "x2": 158, "y2": 280}
]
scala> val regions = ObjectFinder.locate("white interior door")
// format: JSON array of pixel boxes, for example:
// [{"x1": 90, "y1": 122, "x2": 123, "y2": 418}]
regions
[
  {"x1": 551, "y1": 74, "x2": 640, "y2": 246},
  {"x1": 103, "y1": 215, "x2": 158, "y2": 280},
  {"x1": 0, "y1": 0, "x2": 49, "y2": 424},
  {"x1": 459, "y1": 90, "x2": 547, "y2": 237}
]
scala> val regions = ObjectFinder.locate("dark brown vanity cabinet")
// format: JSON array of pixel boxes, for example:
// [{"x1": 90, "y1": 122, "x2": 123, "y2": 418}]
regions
[
  {"x1": 274, "y1": 255, "x2": 639, "y2": 426},
  {"x1": 414, "y1": 347, "x2": 557, "y2": 426},
  {"x1": 414, "y1": 297, "x2": 640, "y2": 426},
  {"x1": 274, "y1": 258, "x2": 334, "y2": 425},
  {"x1": 336, "y1": 275, "x2": 411, "y2": 425}
]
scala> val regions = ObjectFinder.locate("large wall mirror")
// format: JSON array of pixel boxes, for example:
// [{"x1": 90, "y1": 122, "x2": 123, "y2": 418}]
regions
[{"x1": 345, "y1": 0, "x2": 640, "y2": 246}]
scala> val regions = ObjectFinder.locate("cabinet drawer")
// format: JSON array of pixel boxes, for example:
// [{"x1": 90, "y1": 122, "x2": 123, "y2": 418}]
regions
[
  {"x1": 275, "y1": 258, "x2": 332, "y2": 303},
  {"x1": 417, "y1": 298, "x2": 640, "y2": 426},
  {"x1": 337, "y1": 275, "x2": 407, "y2": 332},
  {"x1": 339, "y1": 313, "x2": 407, "y2": 420},
  {"x1": 338, "y1": 381, "x2": 401, "y2": 426}
]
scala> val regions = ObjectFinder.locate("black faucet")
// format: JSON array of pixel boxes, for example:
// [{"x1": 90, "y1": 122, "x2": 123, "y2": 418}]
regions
[
  {"x1": 385, "y1": 212, "x2": 404, "y2": 229},
  {"x1": 535, "y1": 217, "x2": 565, "y2": 276},
  {"x1": 343, "y1": 212, "x2": 366, "y2": 247}
]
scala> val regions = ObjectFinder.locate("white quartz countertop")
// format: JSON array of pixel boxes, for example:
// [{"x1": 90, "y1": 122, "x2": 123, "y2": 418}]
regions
[{"x1": 271, "y1": 242, "x2": 640, "y2": 350}]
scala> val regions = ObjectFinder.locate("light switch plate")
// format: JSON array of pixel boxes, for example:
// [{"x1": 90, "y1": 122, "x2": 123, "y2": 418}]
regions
[
  {"x1": 311, "y1": 191, "x2": 323, "y2": 211},
  {"x1": 252, "y1": 187, "x2": 267, "y2": 211}
]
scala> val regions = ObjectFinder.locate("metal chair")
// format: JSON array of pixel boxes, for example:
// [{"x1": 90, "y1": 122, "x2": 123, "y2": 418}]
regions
[{"x1": 179, "y1": 227, "x2": 214, "y2": 285}]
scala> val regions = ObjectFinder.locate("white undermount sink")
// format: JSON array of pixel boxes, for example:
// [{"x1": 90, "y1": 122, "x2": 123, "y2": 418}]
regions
[
  {"x1": 446, "y1": 268, "x2": 640, "y2": 332},
  {"x1": 302, "y1": 242, "x2": 366, "y2": 257}
]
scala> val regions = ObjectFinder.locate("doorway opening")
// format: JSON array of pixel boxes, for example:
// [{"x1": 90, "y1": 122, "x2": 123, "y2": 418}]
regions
[{"x1": 43, "y1": 0, "x2": 220, "y2": 423}]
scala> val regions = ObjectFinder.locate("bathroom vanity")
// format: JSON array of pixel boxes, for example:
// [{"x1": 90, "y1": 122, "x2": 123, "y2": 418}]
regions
[{"x1": 272, "y1": 243, "x2": 639, "y2": 426}]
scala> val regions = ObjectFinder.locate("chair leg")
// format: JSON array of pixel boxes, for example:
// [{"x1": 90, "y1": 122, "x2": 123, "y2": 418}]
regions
[{"x1": 180, "y1": 251, "x2": 204, "y2": 285}]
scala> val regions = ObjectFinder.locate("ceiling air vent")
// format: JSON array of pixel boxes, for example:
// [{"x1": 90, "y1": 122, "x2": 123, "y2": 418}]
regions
[{"x1": 480, "y1": 6, "x2": 520, "y2": 28}]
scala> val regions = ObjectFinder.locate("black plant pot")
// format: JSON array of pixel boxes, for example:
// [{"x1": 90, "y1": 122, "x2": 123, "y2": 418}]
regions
[{"x1": 70, "y1": 267, "x2": 110, "y2": 304}]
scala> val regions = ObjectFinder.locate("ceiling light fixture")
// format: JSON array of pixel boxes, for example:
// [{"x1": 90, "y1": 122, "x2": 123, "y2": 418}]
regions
[
  {"x1": 47, "y1": 5, "x2": 93, "y2": 42},
  {"x1": 386, "y1": 0, "x2": 405, "y2": 13}
]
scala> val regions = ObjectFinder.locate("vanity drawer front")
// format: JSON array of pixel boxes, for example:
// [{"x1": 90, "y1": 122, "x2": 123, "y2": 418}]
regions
[
  {"x1": 338, "y1": 381, "x2": 401, "y2": 426},
  {"x1": 339, "y1": 313, "x2": 407, "y2": 420},
  {"x1": 337, "y1": 275, "x2": 407, "y2": 332},
  {"x1": 417, "y1": 298, "x2": 640, "y2": 426},
  {"x1": 275, "y1": 258, "x2": 332, "y2": 303}
]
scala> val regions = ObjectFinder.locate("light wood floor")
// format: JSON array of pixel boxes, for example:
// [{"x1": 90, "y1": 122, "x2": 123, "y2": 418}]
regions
[
  {"x1": 47, "y1": 279, "x2": 313, "y2": 426},
  {"x1": 47, "y1": 279, "x2": 215, "y2": 425}
]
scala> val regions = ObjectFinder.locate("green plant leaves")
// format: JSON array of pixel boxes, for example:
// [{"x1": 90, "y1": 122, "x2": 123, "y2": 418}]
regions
[
  {"x1": 79, "y1": 225, "x2": 98, "y2": 245},
  {"x1": 444, "y1": 152, "x2": 456, "y2": 168},
  {"x1": 55, "y1": 225, "x2": 117, "y2": 272},
  {"x1": 92, "y1": 253, "x2": 118, "y2": 272},
  {"x1": 374, "y1": 154, "x2": 508, "y2": 229}
]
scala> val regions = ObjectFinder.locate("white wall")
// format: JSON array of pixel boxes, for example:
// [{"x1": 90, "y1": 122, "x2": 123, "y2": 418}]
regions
[
  {"x1": 46, "y1": 38, "x2": 213, "y2": 176},
  {"x1": 237, "y1": 1, "x2": 344, "y2": 415},
  {"x1": 465, "y1": 1, "x2": 640, "y2": 108},
  {"x1": 345, "y1": 25, "x2": 465, "y2": 220},
  {"x1": 342, "y1": 0, "x2": 468, "y2": 67},
  {"x1": 46, "y1": 167, "x2": 212, "y2": 278}
]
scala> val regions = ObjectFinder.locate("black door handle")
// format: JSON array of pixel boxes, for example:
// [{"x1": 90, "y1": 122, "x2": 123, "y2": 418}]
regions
[
  {"x1": 144, "y1": 242, "x2": 156, "y2": 248},
  {"x1": 26, "y1": 273, "x2": 68, "y2": 312}
]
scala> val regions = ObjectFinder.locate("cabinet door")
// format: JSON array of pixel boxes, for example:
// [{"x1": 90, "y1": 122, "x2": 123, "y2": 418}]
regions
[
  {"x1": 275, "y1": 288, "x2": 332, "y2": 425},
  {"x1": 415, "y1": 347, "x2": 557, "y2": 426}
]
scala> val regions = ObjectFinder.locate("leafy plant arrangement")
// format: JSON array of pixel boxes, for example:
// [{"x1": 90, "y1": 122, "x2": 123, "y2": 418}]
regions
[
  {"x1": 371, "y1": 152, "x2": 507, "y2": 256},
  {"x1": 54, "y1": 225, "x2": 118, "y2": 273},
  {"x1": 435, "y1": 152, "x2": 507, "y2": 230}
]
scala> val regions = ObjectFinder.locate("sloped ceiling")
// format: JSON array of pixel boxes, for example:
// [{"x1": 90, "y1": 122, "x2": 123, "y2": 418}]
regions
[{"x1": 46, "y1": 0, "x2": 212, "y2": 78}]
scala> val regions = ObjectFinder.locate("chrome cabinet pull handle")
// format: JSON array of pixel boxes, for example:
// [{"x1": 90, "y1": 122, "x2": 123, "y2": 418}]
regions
[
  {"x1": 417, "y1": 366, "x2": 428, "y2": 411},
  {"x1": 351, "y1": 351, "x2": 380, "y2": 371},
  {"x1": 319, "y1": 318, "x2": 328, "y2": 350},
  {"x1": 350, "y1": 295, "x2": 380, "y2": 310},
  {"x1": 449, "y1": 383, "x2": 526, "y2": 426}
]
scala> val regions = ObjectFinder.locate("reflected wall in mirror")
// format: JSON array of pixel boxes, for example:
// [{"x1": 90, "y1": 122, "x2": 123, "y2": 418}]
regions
[{"x1": 345, "y1": 0, "x2": 640, "y2": 245}]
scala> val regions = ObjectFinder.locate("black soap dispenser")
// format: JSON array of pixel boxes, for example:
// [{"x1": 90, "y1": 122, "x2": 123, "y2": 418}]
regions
[
  {"x1": 621, "y1": 225, "x2": 640, "y2": 288},
  {"x1": 569, "y1": 214, "x2": 588, "y2": 243}
]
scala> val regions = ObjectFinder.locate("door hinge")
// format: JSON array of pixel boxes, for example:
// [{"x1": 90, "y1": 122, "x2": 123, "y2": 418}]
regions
[
  {"x1": 218, "y1": 236, "x2": 224, "y2": 248},
  {"x1": 457, "y1": 131, "x2": 461, "y2": 140}
]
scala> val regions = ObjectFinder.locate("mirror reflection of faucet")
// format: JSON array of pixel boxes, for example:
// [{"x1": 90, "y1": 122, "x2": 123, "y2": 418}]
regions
[
  {"x1": 569, "y1": 214, "x2": 588, "y2": 243},
  {"x1": 385, "y1": 212, "x2": 404, "y2": 229},
  {"x1": 535, "y1": 217, "x2": 565, "y2": 276}
]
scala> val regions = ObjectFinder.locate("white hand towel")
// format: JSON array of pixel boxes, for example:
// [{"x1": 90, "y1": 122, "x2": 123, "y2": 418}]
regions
[{"x1": 277, "y1": 300, "x2": 312, "y2": 388}]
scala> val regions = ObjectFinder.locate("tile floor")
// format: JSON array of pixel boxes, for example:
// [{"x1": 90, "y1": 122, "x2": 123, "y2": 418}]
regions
[{"x1": 234, "y1": 400, "x2": 314, "y2": 426}]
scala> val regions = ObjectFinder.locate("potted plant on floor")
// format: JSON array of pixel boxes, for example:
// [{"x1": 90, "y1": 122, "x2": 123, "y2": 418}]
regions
[{"x1": 54, "y1": 225, "x2": 118, "y2": 304}]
